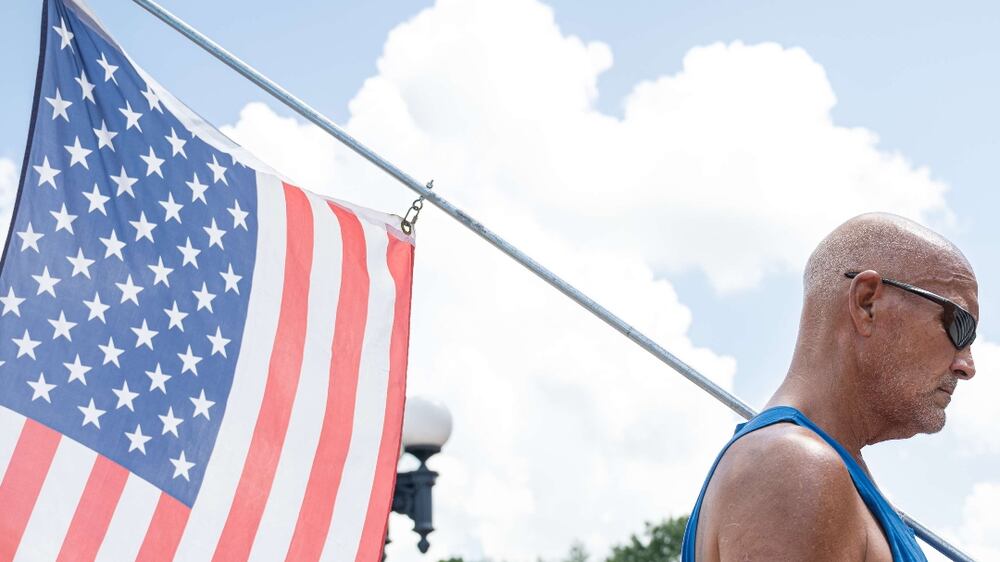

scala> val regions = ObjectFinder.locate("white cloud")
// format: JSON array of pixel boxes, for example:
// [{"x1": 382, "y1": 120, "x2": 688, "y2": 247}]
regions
[
  {"x1": 217, "y1": 0, "x2": 966, "y2": 558},
  {"x1": 225, "y1": 0, "x2": 951, "y2": 295},
  {"x1": 948, "y1": 339, "x2": 1000, "y2": 454},
  {"x1": 929, "y1": 482, "x2": 1000, "y2": 561},
  {"x1": 956, "y1": 482, "x2": 1000, "y2": 560},
  {"x1": 617, "y1": 42, "x2": 952, "y2": 291},
  {"x1": 393, "y1": 216, "x2": 738, "y2": 560}
]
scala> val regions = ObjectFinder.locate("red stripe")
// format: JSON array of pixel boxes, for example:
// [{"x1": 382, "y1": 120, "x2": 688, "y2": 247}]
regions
[
  {"x1": 213, "y1": 183, "x2": 314, "y2": 560},
  {"x1": 285, "y1": 202, "x2": 370, "y2": 561},
  {"x1": 355, "y1": 234, "x2": 415, "y2": 561},
  {"x1": 136, "y1": 493, "x2": 190, "y2": 562},
  {"x1": 0, "y1": 419, "x2": 61, "y2": 560},
  {"x1": 57, "y1": 455, "x2": 129, "y2": 561}
]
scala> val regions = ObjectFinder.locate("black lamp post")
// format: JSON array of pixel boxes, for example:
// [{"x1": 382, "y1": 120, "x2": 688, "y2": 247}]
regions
[{"x1": 384, "y1": 396, "x2": 452, "y2": 559}]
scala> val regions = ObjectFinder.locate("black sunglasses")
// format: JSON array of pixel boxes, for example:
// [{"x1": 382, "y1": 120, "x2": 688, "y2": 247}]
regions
[{"x1": 844, "y1": 272, "x2": 977, "y2": 350}]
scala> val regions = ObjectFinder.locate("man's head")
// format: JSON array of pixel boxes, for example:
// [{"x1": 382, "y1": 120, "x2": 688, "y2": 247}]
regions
[{"x1": 798, "y1": 213, "x2": 978, "y2": 440}]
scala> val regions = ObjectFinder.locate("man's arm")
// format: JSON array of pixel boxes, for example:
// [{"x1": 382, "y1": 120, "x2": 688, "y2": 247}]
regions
[{"x1": 710, "y1": 427, "x2": 871, "y2": 561}]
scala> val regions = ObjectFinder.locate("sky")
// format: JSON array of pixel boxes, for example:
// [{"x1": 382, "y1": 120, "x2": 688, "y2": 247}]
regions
[{"x1": 3, "y1": 0, "x2": 1000, "y2": 561}]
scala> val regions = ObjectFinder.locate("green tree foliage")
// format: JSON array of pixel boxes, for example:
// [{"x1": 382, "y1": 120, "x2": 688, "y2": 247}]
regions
[{"x1": 604, "y1": 515, "x2": 688, "y2": 562}]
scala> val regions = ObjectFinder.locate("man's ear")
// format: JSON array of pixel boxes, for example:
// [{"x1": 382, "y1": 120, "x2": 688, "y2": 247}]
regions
[{"x1": 847, "y1": 270, "x2": 882, "y2": 338}]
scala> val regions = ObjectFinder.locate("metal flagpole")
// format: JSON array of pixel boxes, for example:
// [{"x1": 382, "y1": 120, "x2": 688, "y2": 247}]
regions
[{"x1": 127, "y1": 1, "x2": 973, "y2": 560}]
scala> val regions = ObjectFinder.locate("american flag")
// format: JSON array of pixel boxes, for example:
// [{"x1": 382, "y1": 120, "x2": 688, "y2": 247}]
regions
[{"x1": 0, "y1": 0, "x2": 414, "y2": 559}]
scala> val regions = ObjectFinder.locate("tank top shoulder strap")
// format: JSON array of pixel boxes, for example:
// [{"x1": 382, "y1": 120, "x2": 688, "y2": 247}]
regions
[
  {"x1": 680, "y1": 406, "x2": 926, "y2": 561},
  {"x1": 732, "y1": 404, "x2": 800, "y2": 438}
]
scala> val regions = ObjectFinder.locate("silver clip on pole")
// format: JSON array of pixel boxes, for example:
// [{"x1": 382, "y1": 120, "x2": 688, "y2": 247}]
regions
[
  {"x1": 126, "y1": 2, "x2": 974, "y2": 560},
  {"x1": 400, "y1": 180, "x2": 433, "y2": 235}
]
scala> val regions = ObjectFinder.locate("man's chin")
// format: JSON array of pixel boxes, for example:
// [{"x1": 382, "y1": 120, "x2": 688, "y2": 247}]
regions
[{"x1": 916, "y1": 408, "x2": 947, "y2": 435}]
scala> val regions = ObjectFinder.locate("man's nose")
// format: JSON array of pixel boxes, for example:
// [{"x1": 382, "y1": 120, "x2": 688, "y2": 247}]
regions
[{"x1": 952, "y1": 349, "x2": 976, "y2": 380}]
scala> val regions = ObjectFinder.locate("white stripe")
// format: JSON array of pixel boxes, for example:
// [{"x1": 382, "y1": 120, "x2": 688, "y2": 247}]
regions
[
  {"x1": 249, "y1": 194, "x2": 344, "y2": 560},
  {"x1": 323, "y1": 221, "x2": 395, "y2": 560},
  {"x1": 0, "y1": 406, "x2": 26, "y2": 481},
  {"x1": 173, "y1": 172, "x2": 287, "y2": 557},
  {"x1": 14, "y1": 437, "x2": 96, "y2": 561},
  {"x1": 320, "y1": 194, "x2": 413, "y2": 246},
  {"x1": 95, "y1": 474, "x2": 161, "y2": 562}
]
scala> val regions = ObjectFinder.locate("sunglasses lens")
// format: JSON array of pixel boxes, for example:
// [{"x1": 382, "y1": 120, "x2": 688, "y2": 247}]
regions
[{"x1": 949, "y1": 309, "x2": 977, "y2": 349}]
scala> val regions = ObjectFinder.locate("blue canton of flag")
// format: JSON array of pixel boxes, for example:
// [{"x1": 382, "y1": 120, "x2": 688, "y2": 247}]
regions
[{"x1": 0, "y1": 0, "x2": 257, "y2": 507}]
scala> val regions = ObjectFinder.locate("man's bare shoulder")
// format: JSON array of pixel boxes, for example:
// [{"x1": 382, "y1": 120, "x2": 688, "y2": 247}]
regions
[
  {"x1": 697, "y1": 423, "x2": 869, "y2": 561},
  {"x1": 720, "y1": 422, "x2": 848, "y2": 483}
]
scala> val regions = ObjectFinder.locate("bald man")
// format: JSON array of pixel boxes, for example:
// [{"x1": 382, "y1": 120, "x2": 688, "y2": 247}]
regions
[{"x1": 681, "y1": 213, "x2": 978, "y2": 561}]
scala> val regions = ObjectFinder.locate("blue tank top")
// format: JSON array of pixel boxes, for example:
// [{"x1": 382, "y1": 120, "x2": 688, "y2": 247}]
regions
[{"x1": 681, "y1": 406, "x2": 926, "y2": 561}]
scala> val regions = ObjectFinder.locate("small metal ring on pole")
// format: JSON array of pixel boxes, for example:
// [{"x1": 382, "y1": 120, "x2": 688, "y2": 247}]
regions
[{"x1": 401, "y1": 180, "x2": 433, "y2": 235}]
